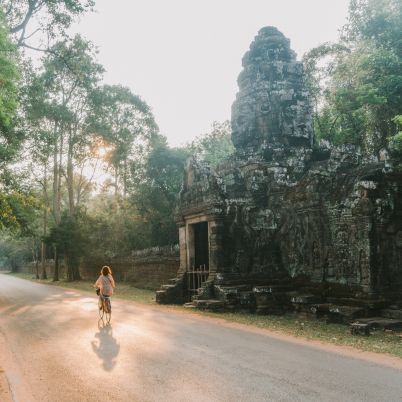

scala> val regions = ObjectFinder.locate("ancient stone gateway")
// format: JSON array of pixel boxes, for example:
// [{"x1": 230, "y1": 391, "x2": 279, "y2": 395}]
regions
[{"x1": 156, "y1": 27, "x2": 402, "y2": 321}]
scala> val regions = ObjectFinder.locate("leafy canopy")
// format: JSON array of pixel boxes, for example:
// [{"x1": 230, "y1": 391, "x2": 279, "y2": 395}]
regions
[
  {"x1": 3, "y1": 0, "x2": 95, "y2": 47},
  {"x1": 0, "y1": 10, "x2": 20, "y2": 164},
  {"x1": 303, "y1": 0, "x2": 402, "y2": 155}
]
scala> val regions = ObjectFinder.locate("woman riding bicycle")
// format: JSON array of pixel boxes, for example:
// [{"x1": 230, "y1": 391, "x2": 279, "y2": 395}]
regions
[{"x1": 94, "y1": 265, "x2": 115, "y2": 302}]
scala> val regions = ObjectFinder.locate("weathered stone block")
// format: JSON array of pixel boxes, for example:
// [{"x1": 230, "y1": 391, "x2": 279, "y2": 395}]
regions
[{"x1": 350, "y1": 322, "x2": 370, "y2": 336}]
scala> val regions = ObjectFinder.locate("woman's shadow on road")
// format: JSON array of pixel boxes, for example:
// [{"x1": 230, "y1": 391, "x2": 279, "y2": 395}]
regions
[{"x1": 91, "y1": 322, "x2": 120, "y2": 371}]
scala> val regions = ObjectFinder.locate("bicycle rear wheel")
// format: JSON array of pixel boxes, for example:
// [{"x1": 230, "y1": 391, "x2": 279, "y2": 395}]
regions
[
  {"x1": 98, "y1": 296, "x2": 104, "y2": 321},
  {"x1": 105, "y1": 298, "x2": 111, "y2": 324}
]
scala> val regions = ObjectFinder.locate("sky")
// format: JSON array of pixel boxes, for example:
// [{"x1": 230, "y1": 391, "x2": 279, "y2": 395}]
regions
[{"x1": 72, "y1": 0, "x2": 350, "y2": 147}]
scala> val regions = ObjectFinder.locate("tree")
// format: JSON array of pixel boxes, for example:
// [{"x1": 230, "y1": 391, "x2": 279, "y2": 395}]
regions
[
  {"x1": 0, "y1": 10, "x2": 20, "y2": 168},
  {"x1": 45, "y1": 212, "x2": 87, "y2": 281},
  {"x1": 87, "y1": 84, "x2": 160, "y2": 199},
  {"x1": 189, "y1": 121, "x2": 234, "y2": 167},
  {"x1": 389, "y1": 115, "x2": 402, "y2": 155},
  {"x1": 0, "y1": 182, "x2": 41, "y2": 276},
  {"x1": 0, "y1": 230, "x2": 32, "y2": 272},
  {"x1": 303, "y1": 0, "x2": 402, "y2": 155},
  {"x1": 133, "y1": 145, "x2": 189, "y2": 246},
  {"x1": 84, "y1": 197, "x2": 151, "y2": 257},
  {"x1": 2, "y1": 0, "x2": 95, "y2": 48},
  {"x1": 23, "y1": 35, "x2": 103, "y2": 280}
]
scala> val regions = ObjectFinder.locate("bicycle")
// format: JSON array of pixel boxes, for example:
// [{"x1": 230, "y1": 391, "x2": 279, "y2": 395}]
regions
[{"x1": 97, "y1": 291, "x2": 112, "y2": 324}]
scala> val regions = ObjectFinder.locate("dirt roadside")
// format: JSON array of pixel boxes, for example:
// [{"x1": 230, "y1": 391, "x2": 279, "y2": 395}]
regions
[
  {"x1": 0, "y1": 368, "x2": 12, "y2": 402},
  {"x1": 0, "y1": 328, "x2": 35, "y2": 402}
]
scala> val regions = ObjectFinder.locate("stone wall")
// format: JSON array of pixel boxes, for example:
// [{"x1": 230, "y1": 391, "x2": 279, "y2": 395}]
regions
[
  {"x1": 16, "y1": 246, "x2": 180, "y2": 290},
  {"x1": 17, "y1": 261, "x2": 66, "y2": 278},
  {"x1": 80, "y1": 245, "x2": 180, "y2": 290}
]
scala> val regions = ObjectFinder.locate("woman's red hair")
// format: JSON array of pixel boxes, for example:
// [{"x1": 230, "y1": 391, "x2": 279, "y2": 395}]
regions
[{"x1": 101, "y1": 265, "x2": 112, "y2": 276}]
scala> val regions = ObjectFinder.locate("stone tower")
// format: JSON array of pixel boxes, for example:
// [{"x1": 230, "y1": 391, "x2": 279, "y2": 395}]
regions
[
  {"x1": 231, "y1": 26, "x2": 313, "y2": 159},
  {"x1": 157, "y1": 26, "x2": 402, "y2": 318}
]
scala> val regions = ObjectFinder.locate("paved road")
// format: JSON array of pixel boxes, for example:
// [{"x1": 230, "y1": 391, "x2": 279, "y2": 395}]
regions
[{"x1": 1, "y1": 274, "x2": 402, "y2": 402}]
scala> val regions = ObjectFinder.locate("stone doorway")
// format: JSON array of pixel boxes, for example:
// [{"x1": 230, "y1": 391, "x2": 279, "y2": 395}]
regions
[
  {"x1": 193, "y1": 221, "x2": 209, "y2": 270},
  {"x1": 187, "y1": 221, "x2": 210, "y2": 298}
]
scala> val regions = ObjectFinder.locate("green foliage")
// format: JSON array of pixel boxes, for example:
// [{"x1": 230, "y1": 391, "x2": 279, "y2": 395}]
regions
[
  {"x1": 45, "y1": 213, "x2": 84, "y2": 254},
  {"x1": 22, "y1": 35, "x2": 104, "y2": 158},
  {"x1": 0, "y1": 190, "x2": 39, "y2": 232},
  {"x1": 388, "y1": 115, "x2": 402, "y2": 154},
  {"x1": 77, "y1": 144, "x2": 188, "y2": 256},
  {"x1": 42, "y1": 35, "x2": 103, "y2": 92},
  {"x1": 88, "y1": 85, "x2": 159, "y2": 142},
  {"x1": 3, "y1": 0, "x2": 95, "y2": 46},
  {"x1": 133, "y1": 145, "x2": 189, "y2": 246},
  {"x1": 83, "y1": 198, "x2": 150, "y2": 257},
  {"x1": 0, "y1": 12, "x2": 18, "y2": 126},
  {"x1": 0, "y1": 231, "x2": 32, "y2": 271},
  {"x1": 87, "y1": 84, "x2": 160, "y2": 196},
  {"x1": 303, "y1": 42, "x2": 350, "y2": 110},
  {"x1": 344, "y1": 0, "x2": 402, "y2": 50},
  {"x1": 304, "y1": 0, "x2": 402, "y2": 155},
  {"x1": 189, "y1": 121, "x2": 234, "y2": 167},
  {"x1": 45, "y1": 212, "x2": 87, "y2": 279},
  {"x1": 0, "y1": 11, "x2": 20, "y2": 165},
  {"x1": 124, "y1": 122, "x2": 233, "y2": 248}
]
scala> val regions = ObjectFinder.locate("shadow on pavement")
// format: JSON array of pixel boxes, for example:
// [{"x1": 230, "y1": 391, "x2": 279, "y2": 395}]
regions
[{"x1": 91, "y1": 323, "x2": 120, "y2": 371}]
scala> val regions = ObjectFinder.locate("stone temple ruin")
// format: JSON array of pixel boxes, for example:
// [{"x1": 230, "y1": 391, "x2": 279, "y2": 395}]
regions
[{"x1": 156, "y1": 27, "x2": 402, "y2": 324}]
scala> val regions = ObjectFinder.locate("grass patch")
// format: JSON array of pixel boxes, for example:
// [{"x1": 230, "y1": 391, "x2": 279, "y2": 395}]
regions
[{"x1": 7, "y1": 272, "x2": 402, "y2": 359}]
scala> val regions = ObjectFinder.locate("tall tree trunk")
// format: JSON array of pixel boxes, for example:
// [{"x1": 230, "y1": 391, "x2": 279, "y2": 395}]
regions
[
  {"x1": 52, "y1": 121, "x2": 61, "y2": 225},
  {"x1": 65, "y1": 126, "x2": 82, "y2": 281},
  {"x1": 73, "y1": 260, "x2": 81, "y2": 281},
  {"x1": 123, "y1": 159, "x2": 127, "y2": 198},
  {"x1": 41, "y1": 207, "x2": 48, "y2": 280},
  {"x1": 40, "y1": 241, "x2": 47, "y2": 279},
  {"x1": 65, "y1": 250, "x2": 81, "y2": 281},
  {"x1": 53, "y1": 246, "x2": 59, "y2": 282},
  {"x1": 50, "y1": 125, "x2": 62, "y2": 281},
  {"x1": 35, "y1": 259, "x2": 39, "y2": 280},
  {"x1": 67, "y1": 128, "x2": 75, "y2": 216},
  {"x1": 57, "y1": 128, "x2": 63, "y2": 219},
  {"x1": 31, "y1": 237, "x2": 39, "y2": 279},
  {"x1": 114, "y1": 166, "x2": 119, "y2": 201},
  {"x1": 42, "y1": 163, "x2": 48, "y2": 280}
]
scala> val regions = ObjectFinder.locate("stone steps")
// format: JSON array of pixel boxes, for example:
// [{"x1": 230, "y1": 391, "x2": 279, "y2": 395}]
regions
[
  {"x1": 353, "y1": 317, "x2": 402, "y2": 331},
  {"x1": 191, "y1": 299, "x2": 225, "y2": 311},
  {"x1": 380, "y1": 309, "x2": 402, "y2": 320},
  {"x1": 155, "y1": 276, "x2": 185, "y2": 304}
]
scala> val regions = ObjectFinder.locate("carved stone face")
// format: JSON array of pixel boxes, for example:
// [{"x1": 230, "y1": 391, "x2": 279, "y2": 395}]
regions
[
  {"x1": 231, "y1": 26, "x2": 313, "y2": 155},
  {"x1": 231, "y1": 102, "x2": 256, "y2": 148}
]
